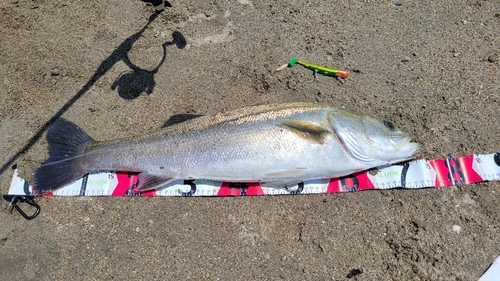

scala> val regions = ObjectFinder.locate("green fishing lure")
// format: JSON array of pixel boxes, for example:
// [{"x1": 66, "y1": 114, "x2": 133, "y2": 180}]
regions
[{"x1": 289, "y1": 58, "x2": 349, "y2": 78}]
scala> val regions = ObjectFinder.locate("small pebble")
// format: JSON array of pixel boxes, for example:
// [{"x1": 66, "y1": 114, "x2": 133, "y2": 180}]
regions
[
  {"x1": 402, "y1": 57, "x2": 410, "y2": 63},
  {"x1": 488, "y1": 54, "x2": 498, "y2": 63},
  {"x1": 453, "y1": 225, "x2": 462, "y2": 234},
  {"x1": 395, "y1": 1, "x2": 403, "y2": 6},
  {"x1": 347, "y1": 268, "x2": 363, "y2": 278},
  {"x1": 51, "y1": 67, "x2": 60, "y2": 76}
]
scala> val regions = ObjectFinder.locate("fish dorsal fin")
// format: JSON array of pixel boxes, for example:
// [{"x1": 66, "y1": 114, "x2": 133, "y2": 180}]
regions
[
  {"x1": 280, "y1": 119, "x2": 330, "y2": 144},
  {"x1": 134, "y1": 173, "x2": 174, "y2": 193}
]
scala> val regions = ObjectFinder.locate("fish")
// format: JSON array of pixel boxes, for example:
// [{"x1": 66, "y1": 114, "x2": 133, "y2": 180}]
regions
[{"x1": 32, "y1": 102, "x2": 420, "y2": 193}]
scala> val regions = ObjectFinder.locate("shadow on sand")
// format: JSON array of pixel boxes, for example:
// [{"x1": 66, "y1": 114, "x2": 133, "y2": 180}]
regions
[{"x1": 0, "y1": 10, "x2": 185, "y2": 175}]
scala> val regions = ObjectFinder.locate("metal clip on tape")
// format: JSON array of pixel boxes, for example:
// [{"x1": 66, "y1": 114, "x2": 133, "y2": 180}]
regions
[{"x1": 3, "y1": 195, "x2": 40, "y2": 220}]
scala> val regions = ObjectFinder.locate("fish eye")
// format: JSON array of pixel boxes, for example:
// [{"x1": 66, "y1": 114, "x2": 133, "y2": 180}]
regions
[{"x1": 384, "y1": 121, "x2": 395, "y2": 130}]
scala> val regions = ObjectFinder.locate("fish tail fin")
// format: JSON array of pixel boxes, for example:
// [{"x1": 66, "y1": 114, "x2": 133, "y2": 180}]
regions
[{"x1": 33, "y1": 118, "x2": 95, "y2": 193}]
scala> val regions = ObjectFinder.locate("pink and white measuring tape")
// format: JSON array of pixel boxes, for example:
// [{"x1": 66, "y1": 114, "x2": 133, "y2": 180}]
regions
[{"x1": 7, "y1": 152, "x2": 500, "y2": 197}]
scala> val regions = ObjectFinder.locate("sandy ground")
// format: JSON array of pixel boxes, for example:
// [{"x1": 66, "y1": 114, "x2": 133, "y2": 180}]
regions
[{"x1": 1, "y1": 0, "x2": 499, "y2": 280}]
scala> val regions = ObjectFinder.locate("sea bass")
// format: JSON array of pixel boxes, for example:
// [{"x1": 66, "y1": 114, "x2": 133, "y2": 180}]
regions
[{"x1": 33, "y1": 103, "x2": 419, "y2": 193}]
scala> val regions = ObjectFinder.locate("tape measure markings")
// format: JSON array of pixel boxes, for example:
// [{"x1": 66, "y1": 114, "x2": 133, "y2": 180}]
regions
[{"x1": 7, "y1": 153, "x2": 500, "y2": 197}]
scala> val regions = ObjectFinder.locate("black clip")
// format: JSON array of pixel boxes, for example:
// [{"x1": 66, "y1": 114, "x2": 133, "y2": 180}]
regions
[{"x1": 3, "y1": 195, "x2": 40, "y2": 220}]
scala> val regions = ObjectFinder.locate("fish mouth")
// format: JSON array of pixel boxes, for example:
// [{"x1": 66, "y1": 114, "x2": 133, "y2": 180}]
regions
[{"x1": 394, "y1": 136, "x2": 420, "y2": 158}]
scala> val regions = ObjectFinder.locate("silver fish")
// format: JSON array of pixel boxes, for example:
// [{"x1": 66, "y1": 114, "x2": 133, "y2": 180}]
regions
[{"x1": 33, "y1": 102, "x2": 419, "y2": 193}]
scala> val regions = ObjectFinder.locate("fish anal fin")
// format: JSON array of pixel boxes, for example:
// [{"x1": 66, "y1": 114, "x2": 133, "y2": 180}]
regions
[
  {"x1": 280, "y1": 119, "x2": 330, "y2": 144},
  {"x1": 260, "y1": 179, "x2": 303, "y2": 188},
  {"x1": 261, "y1": 168, "x2": 307, "y2": 179},
  {"x1": 260, "y1": 168, "x2": 308, "y2": 187},
  {"x1": 133, "y1": 173, "x2": 175, "y2": 192}
]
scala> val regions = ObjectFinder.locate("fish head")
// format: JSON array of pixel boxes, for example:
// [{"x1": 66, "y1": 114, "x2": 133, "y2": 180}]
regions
[{"x1": 329, "y1": 109, "x2": 420, "y2": 165}]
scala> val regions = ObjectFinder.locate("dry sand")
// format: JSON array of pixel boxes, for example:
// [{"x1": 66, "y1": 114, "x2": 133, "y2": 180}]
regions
[{"x1": 0, "y1": 0, "x2": 499, "y2": 280}]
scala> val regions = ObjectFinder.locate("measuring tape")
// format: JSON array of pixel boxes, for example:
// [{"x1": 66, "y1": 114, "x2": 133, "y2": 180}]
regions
[{"x1": 7, "y1": 152, "x2": 500, "y2": 197}]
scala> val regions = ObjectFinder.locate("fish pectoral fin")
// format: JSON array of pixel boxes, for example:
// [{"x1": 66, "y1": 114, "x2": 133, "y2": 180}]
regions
[
  {"x1": 134, "y1": 173, "x2": 175, "y2": 192},
  {"x1": 280, "y1": 119, "x2": 330, "y2": 144}
]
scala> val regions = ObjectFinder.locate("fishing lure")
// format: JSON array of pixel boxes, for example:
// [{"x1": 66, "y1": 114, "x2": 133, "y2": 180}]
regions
[{"x1": 289, "y1": 57, "x2": 350, "y2": 78}]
